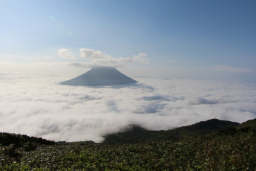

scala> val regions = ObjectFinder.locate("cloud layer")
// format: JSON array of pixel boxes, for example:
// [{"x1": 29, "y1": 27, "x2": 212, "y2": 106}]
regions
[{"x1": 0, "y1": 64, "x2": 256, "y2": 142}]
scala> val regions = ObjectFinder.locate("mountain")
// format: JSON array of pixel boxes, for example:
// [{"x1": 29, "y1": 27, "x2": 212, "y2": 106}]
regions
[{"x1": 61, "y1": 66, "x2": 137, "y2": 86}]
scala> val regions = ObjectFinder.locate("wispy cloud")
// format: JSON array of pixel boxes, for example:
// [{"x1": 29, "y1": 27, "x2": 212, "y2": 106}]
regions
[
  {"x1": 214, "y1": 65, "x2": 252, "y2": 73},
  {"x1": 79, "y1": 48, "x2": 149, "y2": 67},
  {"x1": 80, "y1": 48, "x2": 107, "y2": 59},
  {"x1": 57, "y1": 48, "x2": 75, "y2": 59}
]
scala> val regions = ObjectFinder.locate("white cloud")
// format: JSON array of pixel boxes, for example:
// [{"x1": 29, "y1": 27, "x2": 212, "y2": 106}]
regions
[
  {"x1": 58, "y1": 48, "x2": 149, "y2": 67},
  {"x1": 80, "y1": 48, "x2": 107, "y2": 59},
  {"x1": 0, "y1": 63, "x2": 256, "y2": 142},
  {"x1": 214, "y1": 65, "x2": 252, "y2": 73},
  {"x1": 57, "y1": 48, "x2": 75, "y2": 59},
  {"x1": 80, "y1": 48, "x2": 149, "y2": 67}
]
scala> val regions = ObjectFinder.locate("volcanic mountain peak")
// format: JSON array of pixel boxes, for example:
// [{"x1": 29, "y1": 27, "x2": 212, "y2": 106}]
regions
[{"x1": 61, "y1": 66, "x2": 137, "y2": 86}]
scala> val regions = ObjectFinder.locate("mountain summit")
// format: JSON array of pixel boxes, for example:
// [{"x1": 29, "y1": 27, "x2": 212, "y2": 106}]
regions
[{"x1": 61, "y1": 66, "x2": 137, "y2": 86}]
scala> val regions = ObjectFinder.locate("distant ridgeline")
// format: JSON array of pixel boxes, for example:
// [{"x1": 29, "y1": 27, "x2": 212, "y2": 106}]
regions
[
  {"x1": 61, "y1": 66, "x2": 137, "y2": 86},
  {"x1": 103, "y1": 119, "x2": 240, "y2": 144}
]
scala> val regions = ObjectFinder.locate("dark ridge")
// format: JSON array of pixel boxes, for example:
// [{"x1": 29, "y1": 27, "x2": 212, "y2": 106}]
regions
[
  {"x1": 61, "y1": 66, "x2": 137, "y2": 86},
  {"x1": 0, "y1": 132, "x2": 55, "y2": 147},
  {"x1": 175, "y1": 119, "x2": 239, "y2": 135},
  {"x1": 103, "y1": 119, "x2": 239, "y2": 144},
  {"x1": 103, "y1": 125, "x2": 154, "y2": 144}
]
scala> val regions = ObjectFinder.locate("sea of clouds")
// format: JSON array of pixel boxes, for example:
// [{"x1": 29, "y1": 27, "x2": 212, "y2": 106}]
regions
[{"x1": 0, "y1": 63, "x2": 256, "y2": 142}]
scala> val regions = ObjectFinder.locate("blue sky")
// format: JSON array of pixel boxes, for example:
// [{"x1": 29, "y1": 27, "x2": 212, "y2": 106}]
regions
[{"x1": 0, "y1": 0, "x2": 256, "y2": 71}]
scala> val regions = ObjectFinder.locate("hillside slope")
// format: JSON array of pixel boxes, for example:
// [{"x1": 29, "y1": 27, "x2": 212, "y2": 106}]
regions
[
  {"x1": 1, "y1": 118, "x2": 256, "y2": 170},
  {"x1": 103, "y1": 119, "x2": 239, "y2": 144}
]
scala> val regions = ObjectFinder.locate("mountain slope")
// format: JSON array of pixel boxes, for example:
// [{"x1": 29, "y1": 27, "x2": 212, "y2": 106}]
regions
[
  {"x1": 61, "y1": 66, "x2": 137, "y2": 86},
  {"x1": 103, "y1": 119, "x2": 239, "y2": 144}
]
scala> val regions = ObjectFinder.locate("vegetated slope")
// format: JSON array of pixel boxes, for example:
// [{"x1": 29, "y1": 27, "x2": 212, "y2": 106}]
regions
[
  {"x1": 103, "y1": 119, "x2": 239, "y2": 144},
  {"x1": 0, "y1": 133, "x2": 55, "y2": 166},
  {"x1": 61, "y1": 66, "x2": 137, "y2": 86},
  {"x1": 1, "y1": 119, "x2": 256, "y2": 170}
]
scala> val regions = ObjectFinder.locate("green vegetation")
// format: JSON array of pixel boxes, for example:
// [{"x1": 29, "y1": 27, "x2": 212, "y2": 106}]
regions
[{"x1": 0, "y1": 119, "x2": 256, "y2": 170}]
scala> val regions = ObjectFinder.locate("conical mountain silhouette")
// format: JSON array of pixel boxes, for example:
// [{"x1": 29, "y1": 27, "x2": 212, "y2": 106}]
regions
[{"x1": 61, "y1": 66, "x2": 137, "y2": 86}]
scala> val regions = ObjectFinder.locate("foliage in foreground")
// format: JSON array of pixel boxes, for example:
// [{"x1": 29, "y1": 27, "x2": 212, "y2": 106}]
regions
[{"x1": 0, "y1": 119, "x2": 256, "y2": 170}]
